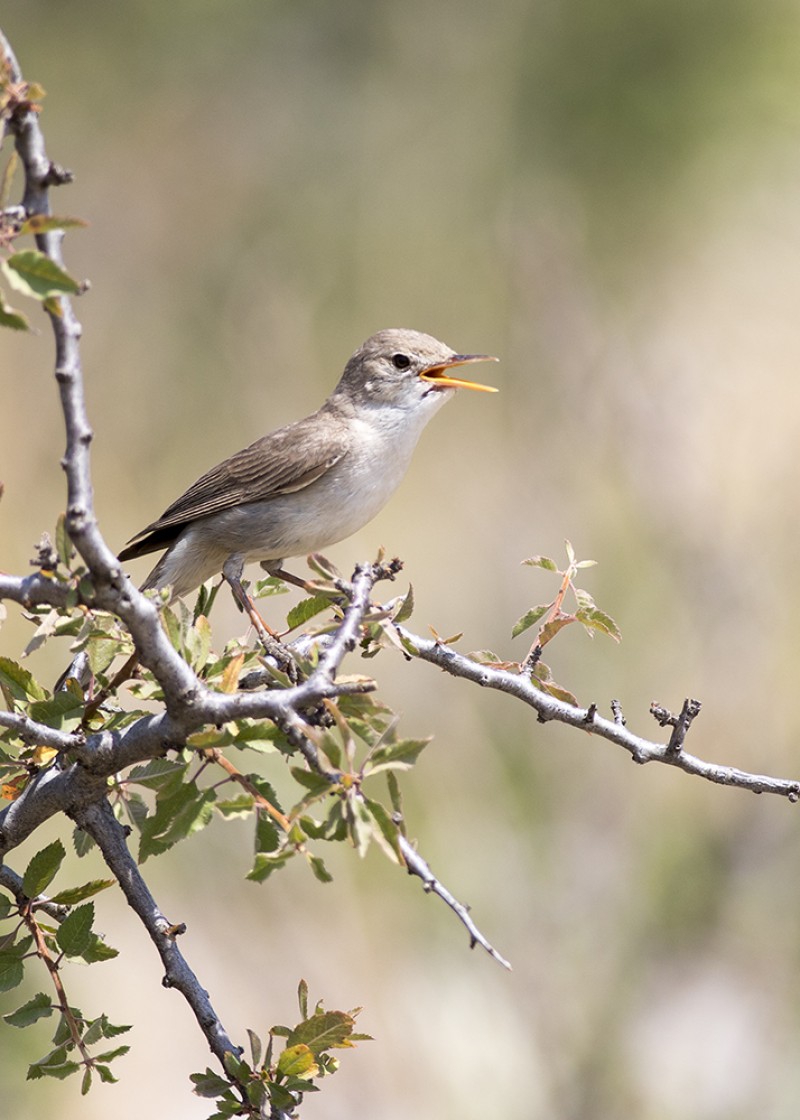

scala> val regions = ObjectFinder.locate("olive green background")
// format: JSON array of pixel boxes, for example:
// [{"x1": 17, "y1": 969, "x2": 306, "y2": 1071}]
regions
[{"x1": 3, "y1": 2, "x2": 800, "y2": 1117}]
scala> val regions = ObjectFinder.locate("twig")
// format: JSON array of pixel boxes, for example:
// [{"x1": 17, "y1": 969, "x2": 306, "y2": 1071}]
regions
[
  {"x1": 397, "y1": 834, "x2": 511, "y2": 970},
  {"x1": 397, "y1": 625, "x2": 800, "y2": 803}
]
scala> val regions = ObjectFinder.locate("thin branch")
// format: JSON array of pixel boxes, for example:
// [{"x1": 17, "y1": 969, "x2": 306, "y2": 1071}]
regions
[
  {"x1": 396, "y1": 625, "x2": 800, "y2": 802},
  {"x1": 72, "y1": 799, "x2": 244, "y2": 1075},
  {"x1": 397, "y1": 834, "x2": 511, "y2": 970},
  {"x1": 20, "y1": 899, "x2": 90, "y2": 1063},
  {"x1": 0, "y1": 709, "x2": 83, "y2": 752}
]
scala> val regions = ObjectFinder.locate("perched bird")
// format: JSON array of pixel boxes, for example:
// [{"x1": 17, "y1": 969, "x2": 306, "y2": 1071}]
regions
[{"x1": 119, "y1": 329, "x2": 498, "y2": 607}]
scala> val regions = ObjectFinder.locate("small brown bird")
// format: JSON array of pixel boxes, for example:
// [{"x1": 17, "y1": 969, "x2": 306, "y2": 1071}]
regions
[{"x1": 119, "y1": 328, "x2": 498, "y2": 606}]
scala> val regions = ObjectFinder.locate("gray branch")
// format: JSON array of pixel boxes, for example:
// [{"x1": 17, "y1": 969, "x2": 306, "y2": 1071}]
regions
[
  {"x1": 397, "y1": 834, "x2": 511, "y2": 970},
  {"x1": 396, "y1": 625, "x2": 800, "y2": 802},
  {"x1": 72, "y1": 801, "x2": 244, "y2": 1074}
]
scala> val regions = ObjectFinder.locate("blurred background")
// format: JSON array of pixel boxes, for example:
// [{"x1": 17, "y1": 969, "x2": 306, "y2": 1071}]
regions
[{"x1": 3, "y1": 1, "x2": 800, "y2": 1116}]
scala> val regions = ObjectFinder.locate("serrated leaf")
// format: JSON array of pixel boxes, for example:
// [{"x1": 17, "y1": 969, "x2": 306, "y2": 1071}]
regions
[
  {"x1": 573, "y1": 588, "x2": 596, "y2": 612},
  {"x1": 216, "y1": 794, "x2": 254, "y2": 818},
  {"x1": 288, "y1": 1009, "x2": 357, "y2": 1054},
  {"x1": 247, "y1": 850, "x2": 294, "y2": 883},
  {"x1": 72, "y1": 827, "x2": 96, "y2": 857},
  {"x1": 577, "y1": 607, "x2": 622, "y2": 642},
  {"x1": 542, "y1": 681, "x2": 579, "y2": 706},
  {"x1": 286, "y1": 596, "x2": 331, "y2": 631},
  {"x1": 49, "y1": 879, "x2": 114, "y2": 906},
  {"x1": 191, "y1": 1067, "x2": 232, "y2": 1098},
  {"x1": 0, "y1": 955, "x2": 26, "y2": 992},
  {"x1": 81, "y1": 934, "x2": 118, "y2": 963},
  {"x1": 27, "y1": 1046, "x2": 80, "y2": 1081},
  {"x1": 522, "y1": 555, "x2": 558, "y2": 571},
  {"x1": 255, "y1": 811, "x2": 279, "y2": 854},
  {"x1": 3, "y1": 250, "x2": 81, "y2": 299},
  {"x1": 511, "y1": 604, "x2": 550, "y2": 639},
  {"x1": 28, "y1": 690, "x2": 84, "y2": 733},
  {"x1": 307, "y1": 853, "x2": 333, "y2": 883},
  {"x1": 56, "y1": 902, "x2": 94, "y2": 957},
  {"x1": 0, "y1": 656, "x2": 47, "y2": 702},
  {"x1": 23, "y1": 840, "x2": 66, "y2": 898},
  {"x1": 4, "y1": 992, "x2": 53, "y2": 1028},
  {"x1": 537, "y1": 616, "x2": 574, "y2": 647}
]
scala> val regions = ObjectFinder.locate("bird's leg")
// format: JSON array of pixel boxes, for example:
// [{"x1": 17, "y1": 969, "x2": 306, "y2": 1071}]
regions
[
  {"x1": 222, "y1": 556, "x2": 300, "y2": 682},
  {"x1": 260, "y1": 560, "x2": 315, "y2": 592}
]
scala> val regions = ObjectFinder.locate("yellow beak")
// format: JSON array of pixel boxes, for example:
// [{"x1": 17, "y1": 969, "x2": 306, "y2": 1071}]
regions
[{"x1": 419, "y1": 353, "x2": 499, "y2": 393}]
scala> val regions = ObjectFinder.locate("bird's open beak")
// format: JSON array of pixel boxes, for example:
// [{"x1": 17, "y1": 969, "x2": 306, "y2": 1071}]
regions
[{"x1": 419, "y1": 353, "x2": 499, "y2": 393}]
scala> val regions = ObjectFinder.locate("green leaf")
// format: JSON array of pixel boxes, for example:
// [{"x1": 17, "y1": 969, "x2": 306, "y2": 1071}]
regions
[
  {"x1": 367, "y1": 737, "x2": 431, "y2": 773},
  {"x1": 28, "y1": 690, "x2": 84, "y2": 733},
  {"x1": 391, "y1": 584, "x2": 415, "y2": 624},
  {"x1": 54, "y1": 514, "x2": 73, "y2": 565},
  {"x1": 247, "y1": 850, "x2": 295, "y2": 883},
  {"x1": 298, "y1": 979, "x2": 309, "y2": 1020},
  {"x1": 3, "y1": 991, "x2": 52, "y2": 1027},
  {"x1": 0, "y1": 290, "x2": 29, "y2": 331},
  {"x1": 26, "y1": 1046, "x2": 80, "y2": 1081},
  {"x1": 307, "y1": 854, "x2": 333, "y2": 883},
  {"x1": 290, "y1": 767, "x2": 335, "y2": 796},
  {"x1": 0, "y1": 953, "x2": 25, "y2": 992},
  {"x1": 277, "y1": 1043, "x2": 318, "y2": 1079},
  {"x1": 511, "y1": 604, "x2": 549, "y2": 639},
  {"x1": 56, "y1": 901, "x2": 94, "y2": 957},
  {"x1": 95, "y1": 1064, "x2": 119, "y2": 1084},
  {"x1": 3, "y1": 250, "x2": 81, "y2": 299},
  {"x1": 0, "y1": 656, "x2": 47, "y2": 703},
  {"x1": 522, "y1": 555, "x2": 558, "y2": 571},
  {"x1": 288, "y1": 1009, "x2": 357, "y2": 1054},
  {"x1": 216, "y1": 794, "x2": 254, "y2": 818},
  {"x1": 139, "y1": 786, "x2": 215, "y2": 862},
  {"x1": 255, "y1": 809, "x2": 279, "y2": 854},
  {"x1": 49, "y1": 879, "x2": 114, "y2": 906},
  {"x1": 537, "y1": 616, "x2": 574, "y2": 647},
  {"x1": 191, "y1": 1067, "x2": 233, "y2": 1098},
  {"x1": 247, "y1": 1028, "x2": 263, "y2": 1068},
  {"x1": 286, "y1": 595, "x2": 332, "y2": 631},
  {"x1": 23, "y1": 840, "x2": 66, "y2": 898},
  {"x1": 576, "y1": 607, "x2": 622, "y2": 642},
  {"x1": 72, "y1": 827, "x2": 96, "y2": 858},
  {"x1": 573, "y1": 587, "x2": 596, "y2": 612},
  {"x1": 81, "y1": 931, "x2": 119, "y2": 963}
]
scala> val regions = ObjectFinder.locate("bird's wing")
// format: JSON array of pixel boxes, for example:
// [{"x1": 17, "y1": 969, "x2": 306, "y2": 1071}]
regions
[{"x1": 119, "y1": 413, "x2": 347, "y2": 559}]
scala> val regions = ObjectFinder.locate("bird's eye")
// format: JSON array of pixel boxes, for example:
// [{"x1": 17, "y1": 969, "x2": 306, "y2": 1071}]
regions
[{"x1": 391, "y1": 353, "x2": 411, "y2": 370}]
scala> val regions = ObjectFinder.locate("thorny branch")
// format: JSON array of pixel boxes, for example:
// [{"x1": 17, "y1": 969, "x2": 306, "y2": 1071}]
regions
[{"x1": 396, "y1": 626, "x2": 800, "y2": 802}]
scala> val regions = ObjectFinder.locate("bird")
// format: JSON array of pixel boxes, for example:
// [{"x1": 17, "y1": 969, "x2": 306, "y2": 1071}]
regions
[{"x1": 118, "y1": 329, "x2": 498, "y2": 613}]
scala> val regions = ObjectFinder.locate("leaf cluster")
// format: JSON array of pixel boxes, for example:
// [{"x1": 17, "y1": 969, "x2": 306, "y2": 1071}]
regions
[{"x1": 192, "y1": 980, "x2": 370, "y2": 1117}]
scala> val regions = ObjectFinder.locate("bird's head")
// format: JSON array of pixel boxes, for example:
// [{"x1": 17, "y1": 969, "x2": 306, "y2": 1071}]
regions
[{"x1": 333, "y1": 328, "x2": 498, "y2": 416}]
